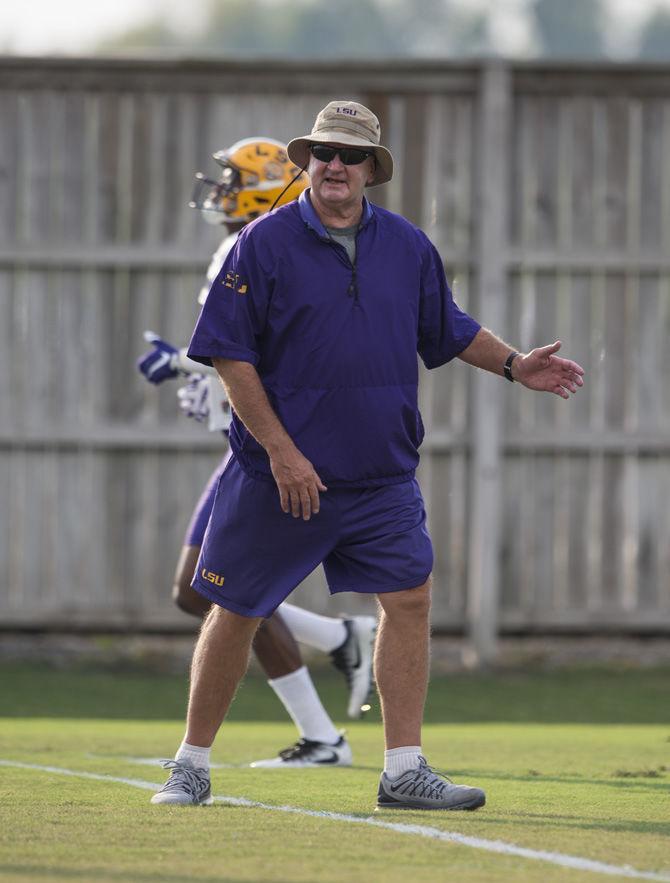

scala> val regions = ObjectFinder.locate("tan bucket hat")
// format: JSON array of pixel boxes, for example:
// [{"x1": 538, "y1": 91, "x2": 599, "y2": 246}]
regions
[{"x1": 287, "y1": 100, "x2": 393, "y2": 187}]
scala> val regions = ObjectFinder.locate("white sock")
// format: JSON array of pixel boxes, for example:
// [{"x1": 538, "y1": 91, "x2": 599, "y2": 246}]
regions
[
  {"x1": 277, "y1": 603, "x2": 347, "y2": 653},
  {"x1": 175, "y1": 740, "x2": 211, "y2": 771},
  {"x1": 268, "y1": 665, "x2": 340, "y2": 744},
  {"x1": 384, "y1": 746, "x2": 422, "y2": 779}
]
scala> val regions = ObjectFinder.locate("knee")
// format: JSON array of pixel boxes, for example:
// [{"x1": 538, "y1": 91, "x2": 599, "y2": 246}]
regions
[
  {"x1": 172, "y1": 586, "x2": 191, "y2": 616},
  {"x1": 205, "y1": 603, "x2": 263, "y2": 636},
  {"x1": 251, "y1": 617, "x2": 270, "y2": 651},
  {"x1": 378, "y1": 578, "x2": 432, "y2": 621},
  {"x1": 171, "y1": 546, "x2": 210, "y2": 617},
  {"x1": 172, "y1": 577, "x2": 209, "y2": 618},
  {"x1": 172, "y1": 581, "x2": 195, "y2": 616},
  {"x1": 251, "y1": 613, "x2": 282, "y2": 651}
]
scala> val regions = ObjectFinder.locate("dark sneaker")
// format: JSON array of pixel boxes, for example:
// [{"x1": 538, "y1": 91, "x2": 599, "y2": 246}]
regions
[
  {"x1": 250, "y1": 734, "x2": 352, "y2": 768},
  {"x1": 376, "y1": 756, "x2": 485, "y2": 811},
  {"x1": 150, "y1": 759, "x2": 213, "y2": 805},
  {"x1": 330, "y1": 616, "x2": 377, "y2": 719}
]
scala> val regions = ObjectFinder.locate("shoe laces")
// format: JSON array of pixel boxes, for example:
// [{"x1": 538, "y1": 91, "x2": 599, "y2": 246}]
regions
[
  {"x1": 157, "y1": 759, "x2": 209, "y2": 795},
  {"x1": 392, "y1": 756, "x2": 453, "y2": 800}
]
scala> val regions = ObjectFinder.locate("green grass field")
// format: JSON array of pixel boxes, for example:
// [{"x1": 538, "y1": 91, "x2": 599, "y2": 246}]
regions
[{"x1": 1, "y1": 663, "x2": 669, "y2": 883}]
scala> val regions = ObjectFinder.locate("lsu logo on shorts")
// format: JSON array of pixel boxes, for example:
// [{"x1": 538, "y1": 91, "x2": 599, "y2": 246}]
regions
[{"x1": 201, "y1": 567, "x2": 225, "y2": 587}]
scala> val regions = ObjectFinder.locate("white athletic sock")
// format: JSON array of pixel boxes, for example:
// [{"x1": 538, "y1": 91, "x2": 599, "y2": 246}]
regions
[
  {"x1": 175, "y1": 740, "x2": 211, "y2": 771},
  {"x1": 277, "y1": 603, "x2": 347, "y2": 653},
  {"x1": 268, "y1": 665, "x2": 340, "y2": 744},
  {"x1": 384, "y1": 746, "x2": 422, "y2": 779}
]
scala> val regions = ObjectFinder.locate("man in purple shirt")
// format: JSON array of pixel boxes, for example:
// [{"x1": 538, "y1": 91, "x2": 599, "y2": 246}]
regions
[{"x1": 152, "y1": 101, "x2": 585, "y2": 810}]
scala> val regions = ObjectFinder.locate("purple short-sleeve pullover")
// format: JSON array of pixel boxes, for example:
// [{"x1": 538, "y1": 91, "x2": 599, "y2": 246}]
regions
[{"x1": 188, "y1": 190, "x2": 480, "y2": 487}]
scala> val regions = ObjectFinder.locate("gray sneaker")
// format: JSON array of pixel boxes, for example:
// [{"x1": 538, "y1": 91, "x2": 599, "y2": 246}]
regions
[
  {"x1": 150, "y1": 759, "x2": 213, "y2": 805},
  {"x1": 330, "y1": 616, "x2": 377, "y2": 719},
  {"x1": 376, "y1": 756, "x2": 485, "y2": 811}
]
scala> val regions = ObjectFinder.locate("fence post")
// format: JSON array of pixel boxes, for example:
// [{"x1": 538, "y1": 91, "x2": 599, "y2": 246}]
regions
[{"x1": 466, "y1": 61, "x2": 511, "y2": 666}]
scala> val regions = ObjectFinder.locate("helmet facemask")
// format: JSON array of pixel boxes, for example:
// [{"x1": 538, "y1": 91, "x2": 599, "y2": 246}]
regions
[{"x1": 189, "y1": 138, "x2": 309, "y2": 224}]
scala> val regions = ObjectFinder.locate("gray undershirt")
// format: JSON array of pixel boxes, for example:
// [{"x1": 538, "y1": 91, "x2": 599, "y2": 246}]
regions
[{"x1": 325, "y1": 223, "x2": 359, "y2": 265}]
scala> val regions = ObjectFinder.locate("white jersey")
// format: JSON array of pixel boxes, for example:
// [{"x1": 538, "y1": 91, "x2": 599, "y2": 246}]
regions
[
  {"x1": 178, "y1": 231, "x2": 240, "y2": 373},
  {"x1": 176, "y1": 231, "x2": 240, "y2": 432},
  {"x1": 197, "y1": 231, "x2": 240, "y2": 306}
]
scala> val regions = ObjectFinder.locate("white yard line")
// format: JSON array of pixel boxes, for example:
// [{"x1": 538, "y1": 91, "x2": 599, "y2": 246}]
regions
[
  {"x1": 84, "y1": 754, "x2": 237, "y2": 769},
  {"x1": 1, "y1": 759, "x2": 668, "y2": 882}
]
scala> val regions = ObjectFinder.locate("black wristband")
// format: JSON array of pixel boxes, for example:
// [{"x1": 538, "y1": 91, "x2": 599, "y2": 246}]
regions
[{"x1": 504, "y1": 351, "x2": 519, "y2": 382}]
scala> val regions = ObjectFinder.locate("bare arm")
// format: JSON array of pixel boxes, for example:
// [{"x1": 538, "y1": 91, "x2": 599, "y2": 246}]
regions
[
  {"x1": 212, "y1": 357, "x2": 327, "y2": 520},
  {"x1": 458, "y1": 328, "x2": 585, "y2": 399}
]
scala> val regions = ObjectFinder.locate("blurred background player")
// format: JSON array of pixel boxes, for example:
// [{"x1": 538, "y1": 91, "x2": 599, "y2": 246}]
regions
[{"x1": 137, "y1": 138, "x2": 376, "y2": 767}]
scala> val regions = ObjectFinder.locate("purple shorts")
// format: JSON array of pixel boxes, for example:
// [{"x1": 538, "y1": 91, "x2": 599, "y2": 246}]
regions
[
  {"x1": 191, "y1": 455, "x2": 433, "y2": 618},
  {"x1": 183, "y1": 452, "x2": 233, "y2": 547}
]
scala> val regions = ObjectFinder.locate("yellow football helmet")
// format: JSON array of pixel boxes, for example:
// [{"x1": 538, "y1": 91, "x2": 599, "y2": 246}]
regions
[{"x1": 189, "y1": 137, "x2": 309, "y2": 224}]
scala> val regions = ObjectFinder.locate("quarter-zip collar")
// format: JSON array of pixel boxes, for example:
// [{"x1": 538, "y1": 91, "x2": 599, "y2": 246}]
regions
[
  {"x1": 298, "y1": 189, "x2": 369, "y2": 301},
  {"x1": 298, "y1": 188, "x2": 374, "y2": 241}
]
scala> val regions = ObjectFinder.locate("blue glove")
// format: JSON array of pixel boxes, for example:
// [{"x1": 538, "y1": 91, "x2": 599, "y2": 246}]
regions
[
  {"x1": 177, "y1": 374, "x2": 209, "y2": 422},
  {"x1": 137, "y1": 331, "x2": 180, "y2": 384}
]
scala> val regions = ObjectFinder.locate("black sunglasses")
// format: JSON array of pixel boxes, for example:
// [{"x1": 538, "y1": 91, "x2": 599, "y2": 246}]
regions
[{"x1": 309, "y1": 144, "x2": 373, "y2": 166}]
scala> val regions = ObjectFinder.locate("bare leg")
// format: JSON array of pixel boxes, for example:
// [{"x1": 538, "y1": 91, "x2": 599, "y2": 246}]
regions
[
  {"x1": 253, "y1": 615, "x2": 302, "y2": 678},
  {"x1": 185, "y1": 605, "x2": 262, "y2": 747},
  {"x1": 172, "y1": 544, "x2": 302, "y2": 679},
  {"x1": 172, "y1": 545, "x2": 211, "y2": 617},
  {"x1": 374, "y1": 579, "x2": 432, "y2": 749},
  {"x1": 168, "y1": 497, "x2": 340, "y2": 758}
]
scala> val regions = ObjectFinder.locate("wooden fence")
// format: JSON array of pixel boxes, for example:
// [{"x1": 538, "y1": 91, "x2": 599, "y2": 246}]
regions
[{"x1": 1, "y1": 58, "x2": 669, "y2": 657}]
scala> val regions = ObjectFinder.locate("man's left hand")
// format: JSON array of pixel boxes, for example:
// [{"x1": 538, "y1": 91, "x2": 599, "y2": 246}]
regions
[{"x1": 513, "y1": 341, "x2": 584, "y2": 399}]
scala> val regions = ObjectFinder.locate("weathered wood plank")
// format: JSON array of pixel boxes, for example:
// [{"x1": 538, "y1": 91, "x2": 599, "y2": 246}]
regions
[
  {"x1": 604, "y1": 97, "x2": 630, "y2": 249},
  {"x1": 0, "y1": 91, "x2": 19, "y2": 244},
  {"x1": 466, "y1": 62, "x2": 510, "y2": 663},
  {"x1": 0, "y1": 271, "x2": 14, "y2": 433}
]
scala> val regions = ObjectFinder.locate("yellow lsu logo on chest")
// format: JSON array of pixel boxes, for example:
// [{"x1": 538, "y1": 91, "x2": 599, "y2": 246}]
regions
[
  {"x1": 224, "y1": 271, "x2": 248, "y2": 295},
  {"x1": 201, "y1": 568, "x2": 225, "y2": 587}
]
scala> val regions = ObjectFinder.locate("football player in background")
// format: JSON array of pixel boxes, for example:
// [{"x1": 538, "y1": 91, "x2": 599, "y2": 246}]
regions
[{"x1": 138, "y1": 139, "x2": 376, "y2": 767}]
